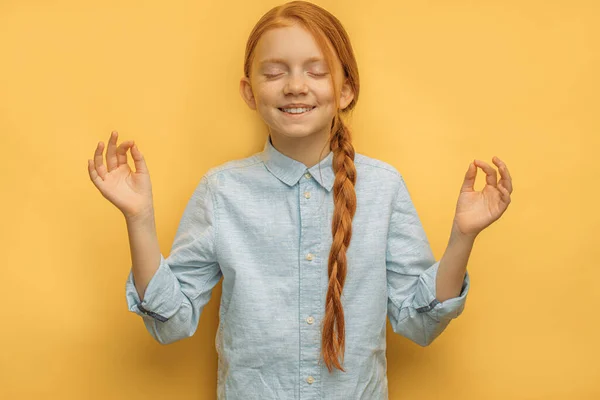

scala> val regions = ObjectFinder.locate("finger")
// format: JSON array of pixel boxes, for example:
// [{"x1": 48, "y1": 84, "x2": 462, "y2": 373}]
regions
[
  {"x1": 130, "y1": 143, "x2": 149, "y2": 174},
  {"x1": 474, "y1": 159, "x2": 498, "y2": 188},
  {"x1": 88, "y1": 158, "x2": 104, "y2": 188},
  {"x1": 93, "y1": 141, "x2": 108, "y2": 180},
  {"x1": 498, "y1": 182, "x2": 512, "y2": 205},
  {"x1": 499, "y1": 165, "x2": 513, "y2": 194},
  {"x1": 106, "y1": 131, "x2": 119, "y2": 173},
  {"x1": 116, "y1": 140, "x2": 134, "y2": 167},
  {"x1": 460, "y1": 161, "x2": 477, "y2": 192},
  {"x1": 492, "y1": 156, "x2": 513, "y2": 194}
]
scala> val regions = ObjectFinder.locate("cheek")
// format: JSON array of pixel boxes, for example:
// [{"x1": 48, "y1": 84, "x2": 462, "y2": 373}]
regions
[
  {"x1": 255, "y1": 86, "x2": 278, "y2": 107},
  {"x1": 313, "y1": 82, "x2": 335, "y2": 100},
  {"x1": 315, "y1": 91, "x2": 336, "y2": 106}
]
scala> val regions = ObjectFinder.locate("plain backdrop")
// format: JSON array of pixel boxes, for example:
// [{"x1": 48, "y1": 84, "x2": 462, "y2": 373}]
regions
[{"x1": 0, "y1": 0, "x2": 598, "y2": 399}]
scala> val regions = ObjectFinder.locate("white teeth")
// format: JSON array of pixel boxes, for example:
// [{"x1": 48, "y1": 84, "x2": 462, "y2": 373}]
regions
[{"x1": 281, "y1": 107, "x2": 313, "y2": 114}]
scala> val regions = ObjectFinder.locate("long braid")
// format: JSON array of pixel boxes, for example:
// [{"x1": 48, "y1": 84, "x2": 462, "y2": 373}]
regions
[{"x1": 320, "y1": 115, "x2": 357, "y2": 373}]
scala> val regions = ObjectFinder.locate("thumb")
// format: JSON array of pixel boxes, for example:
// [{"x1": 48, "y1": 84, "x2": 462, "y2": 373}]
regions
[{"x1": 460, "y1": 161, "x2": 477, "y2": 193}]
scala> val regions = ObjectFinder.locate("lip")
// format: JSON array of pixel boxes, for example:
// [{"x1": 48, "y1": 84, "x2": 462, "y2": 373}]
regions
[
  {"x1": 280, "y1": 104, "x2": 314, "y2": 108},
  {"x1": 277, "y1": 106, "x2": 317, "y2": 118}
]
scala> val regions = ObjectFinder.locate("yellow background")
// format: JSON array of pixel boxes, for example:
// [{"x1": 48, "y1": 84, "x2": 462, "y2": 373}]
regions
[{"x1": 1, "y1": 0, "x2": 598, "y2": 398}]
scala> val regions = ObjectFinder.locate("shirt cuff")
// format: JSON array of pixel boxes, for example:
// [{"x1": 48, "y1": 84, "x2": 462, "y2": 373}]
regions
[
  {"x1": 415, "y1": 260, "x2": 470, "y2": 323},
  {"x1": 125, "y1": 254, "x2": 185, "y2": 323}
]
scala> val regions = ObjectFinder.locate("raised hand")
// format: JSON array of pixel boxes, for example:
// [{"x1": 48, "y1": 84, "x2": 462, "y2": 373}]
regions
[
  {"x1": 87, "y1": 131, "x2": 154, "y2": 220},
  {"x1": 452, "y1": 156, "x2": 513, "y2": 238}
]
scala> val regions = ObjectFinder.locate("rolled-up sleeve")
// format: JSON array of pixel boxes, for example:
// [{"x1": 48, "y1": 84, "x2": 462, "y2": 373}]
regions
[
  {"x1": 125, "y1": 175, "x2": 222, "y2": 344},
  {"x1": 386, "y1": 175, "x2": 470, "y2": 347}
]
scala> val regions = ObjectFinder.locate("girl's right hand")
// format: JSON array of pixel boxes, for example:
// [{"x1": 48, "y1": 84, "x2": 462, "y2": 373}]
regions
[{"x1": 87, "y1": 131, "x2": 154, "y2": 220}]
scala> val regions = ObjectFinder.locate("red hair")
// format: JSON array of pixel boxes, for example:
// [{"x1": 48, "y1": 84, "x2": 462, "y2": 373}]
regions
[{"x1": 243, "y1": 1, "x2": 360, "y2": 373}]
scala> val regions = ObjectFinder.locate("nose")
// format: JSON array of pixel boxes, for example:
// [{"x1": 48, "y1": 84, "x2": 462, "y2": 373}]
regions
[{"x1": 284, "y1": 72, "x2": 308, "y2": 95}]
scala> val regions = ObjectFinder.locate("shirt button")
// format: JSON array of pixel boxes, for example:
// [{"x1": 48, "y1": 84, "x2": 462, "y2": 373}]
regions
[
  {"x1": 306, "y1": 316, "x2": 314, "y2": 324},
  {"x1": 306, "y1": 253, "x2": 313, "y2": 261},
  {"x1": 306, "y1": 376, "x2": 315, "y2": 384},
  {"x1": 304, "y1": 172, "x2": 311, "y2": 179},
  {"x1": 304, "y1": 191, "x2": 311, "y2": 199}
]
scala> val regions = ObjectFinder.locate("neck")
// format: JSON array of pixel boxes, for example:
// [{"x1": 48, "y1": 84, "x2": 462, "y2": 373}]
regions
[{"x1": 269, "y1": 130, "x2": 332, "y2": 168}]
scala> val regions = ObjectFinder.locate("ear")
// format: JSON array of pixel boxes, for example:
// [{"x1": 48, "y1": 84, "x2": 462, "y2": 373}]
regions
[
  {"x1": 339, "y1": 78, "x2": 354, "y2": 111},
  {"x1": 239, "y1": 77, "x2": 257, "y2": 110}
]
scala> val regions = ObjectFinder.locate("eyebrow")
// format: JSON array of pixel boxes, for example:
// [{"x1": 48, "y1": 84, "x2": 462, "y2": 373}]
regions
[{"x1": 259, "y1": 56, "x2": 324, "y2": 66}]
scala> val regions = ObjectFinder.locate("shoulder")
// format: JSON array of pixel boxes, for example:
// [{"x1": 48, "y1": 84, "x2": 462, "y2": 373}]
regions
[
  {"x1": 200, "y1": 152, "x2": 264, "y2": 185},
  {"x1": 354, "y1": 151, "x2": 404, "y2": 187},
  {"x1": 207, "y1": 152, "x2": 262, "y2": 176}
]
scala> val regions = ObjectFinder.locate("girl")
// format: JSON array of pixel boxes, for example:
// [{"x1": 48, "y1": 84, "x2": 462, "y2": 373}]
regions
[{"x1": 87, "y1": 1, "x2": 513, "y2": 398}]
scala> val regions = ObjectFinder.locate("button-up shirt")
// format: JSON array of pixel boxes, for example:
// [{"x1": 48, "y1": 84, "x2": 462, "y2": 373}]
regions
[{"x1": 125, "y1": 134, "x2": 470, "y2": 399}]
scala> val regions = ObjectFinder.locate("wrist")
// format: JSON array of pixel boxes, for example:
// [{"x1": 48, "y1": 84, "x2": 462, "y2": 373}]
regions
[
  {"x1": 450, "y1": 222, "x2": 478, "y2": 243},
  {"x1": 124, "y1": 207, "x2": 156, "y2": 226}
]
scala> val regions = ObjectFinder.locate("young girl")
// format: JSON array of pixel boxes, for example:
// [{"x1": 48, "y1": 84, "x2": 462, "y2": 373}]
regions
[{"x1": 88, "y1": 1, "x2": 512, "y2": 398}]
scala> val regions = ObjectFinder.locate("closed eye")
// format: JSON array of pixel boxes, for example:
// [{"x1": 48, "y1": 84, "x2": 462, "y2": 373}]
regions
[{"x1": 264, "y1": 72, "x2": 329, "y2": 79}]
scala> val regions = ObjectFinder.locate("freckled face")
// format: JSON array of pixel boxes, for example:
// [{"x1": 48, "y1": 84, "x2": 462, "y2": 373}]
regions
[{"x1": 240, "y1": 24, "x2": 346, "y2": 141}]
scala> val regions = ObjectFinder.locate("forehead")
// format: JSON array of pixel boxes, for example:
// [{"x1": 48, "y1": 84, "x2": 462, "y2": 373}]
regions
[{"x1": 254, "y1": 25, "x2": 326, "y2": 66}]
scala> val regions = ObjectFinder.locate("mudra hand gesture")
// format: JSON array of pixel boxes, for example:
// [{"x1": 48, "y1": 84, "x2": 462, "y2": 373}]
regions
[
  {"x1": 452, "y1": 156, "x2": 513, "y2": 239},
  {"x1": 87, "y1": 131, "x2": 154, "y2": 220}
]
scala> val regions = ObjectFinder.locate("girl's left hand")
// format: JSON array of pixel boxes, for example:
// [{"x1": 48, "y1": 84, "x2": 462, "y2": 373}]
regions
[{"x1": 452, "y1": 156, "x2": 513, "y2": 238}]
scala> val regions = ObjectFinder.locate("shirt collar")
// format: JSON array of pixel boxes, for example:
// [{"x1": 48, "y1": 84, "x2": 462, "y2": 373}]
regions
[{"x1": 259, "y1": 135, "x2": 335, "y2": 192}]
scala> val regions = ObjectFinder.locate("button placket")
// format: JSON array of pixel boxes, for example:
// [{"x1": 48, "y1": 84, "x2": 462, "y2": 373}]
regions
[{"x1": 299, "y1": 179, "x2": 320, "y2": 397}]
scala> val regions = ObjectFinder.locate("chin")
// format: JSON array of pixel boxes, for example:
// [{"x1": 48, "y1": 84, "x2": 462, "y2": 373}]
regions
[
  {"x1": 273, "y1": 130, "x2": 314, "y2": 139},
  {"x1": 271, "y1": 128, "x2": 330, "y2": 142}
]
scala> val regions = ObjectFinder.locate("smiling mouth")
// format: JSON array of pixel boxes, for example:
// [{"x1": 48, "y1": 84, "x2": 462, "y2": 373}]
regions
[{"x1": 277, "y1": 106, "x2": 317, "y2": 115}]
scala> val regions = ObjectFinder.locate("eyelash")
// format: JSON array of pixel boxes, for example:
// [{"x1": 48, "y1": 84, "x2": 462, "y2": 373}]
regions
[{"x1": 264, "y1": 72, "x2": 328, "y2": 78}]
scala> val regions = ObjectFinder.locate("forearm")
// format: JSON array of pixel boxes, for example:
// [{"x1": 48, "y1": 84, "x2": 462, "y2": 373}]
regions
[
  {"x1": 125, "y1": 210, "x2": 161, "y2": 302},
  {"x1": 436, "y1": 225, "x2": 475, "y2": 302}
]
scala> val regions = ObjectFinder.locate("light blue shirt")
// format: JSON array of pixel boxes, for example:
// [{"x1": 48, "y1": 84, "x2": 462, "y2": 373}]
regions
[{"x1": 126, "y1": 134, "x2": 470, "y2": 399}]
